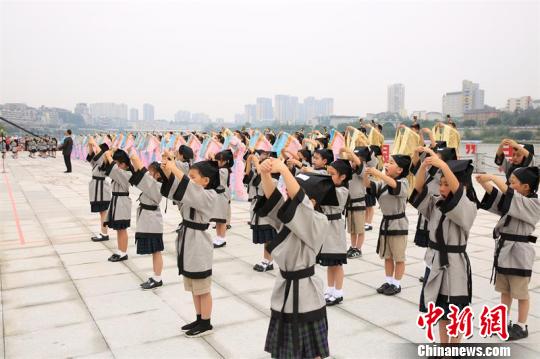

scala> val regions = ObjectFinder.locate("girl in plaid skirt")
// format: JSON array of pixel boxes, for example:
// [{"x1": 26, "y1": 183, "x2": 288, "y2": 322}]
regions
[{"x1": 129, "y1": 152, "x2": 166, "y2": 290}]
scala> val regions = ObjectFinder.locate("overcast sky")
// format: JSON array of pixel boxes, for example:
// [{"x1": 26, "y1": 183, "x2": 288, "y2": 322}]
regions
[{"x1": 1, "y1": 0, "x2": 539, "y2": 120}]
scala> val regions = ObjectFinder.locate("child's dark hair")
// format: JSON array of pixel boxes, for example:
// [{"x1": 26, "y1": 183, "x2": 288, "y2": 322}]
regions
[
  {"x1": 298, "y1": 149, "x2": 312, "y2": 165},
  {"x1": 112, "y1": 149, "x2": 134, "y2": 172},
  {"x1": 315, "y1": 148, "x2": 334, "y2": 166},
  {"x1": 215, "y1": 149, "x2": 234, "y2": 169},
  {"x1": 329, "y1": 159, "x2": 352, "y2": 186},
  {"x1": 148, "y1": 161, "x2": 166, "y2": 183},
  {"x1": 191, "y1": 161, "x2": 220, "y2": 189}
]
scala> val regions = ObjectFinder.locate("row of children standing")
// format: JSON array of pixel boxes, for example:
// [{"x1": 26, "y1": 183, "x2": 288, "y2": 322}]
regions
[{"x1": 83, "y1": 131, "x2": 539, "y2": 357}]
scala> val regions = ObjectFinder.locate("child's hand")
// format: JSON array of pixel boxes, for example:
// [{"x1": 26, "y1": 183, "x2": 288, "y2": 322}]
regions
[
  {"x1": 425, "y1": 156, "x2": 443, "y2": 169},
  {"x1": 366, "y1": 167, "x2": 379, "y2": 177},
  {"x1": 270, "y1": 158, "x2": 286, "y2": 174},
  {"x1": 260, "y1": 159, "x2": 272, "y2": 174},
  {"x1": 475, "y1": 174, "x2": 492, "y2": 183}
]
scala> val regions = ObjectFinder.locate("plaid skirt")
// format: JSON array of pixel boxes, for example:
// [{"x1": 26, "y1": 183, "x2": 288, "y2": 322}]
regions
[
  {"x1": 252, "y1": 226, "x2": 277, "y2": 244},
  {"x1": 264, "y1": 316, "x2": 330, "y2": 359},
  {"x1": 90, "y1": 201, "x2": 110, "y2": 213},
  {"x1": 135, "y1": 234, "x2": 164, "y2": 255}
]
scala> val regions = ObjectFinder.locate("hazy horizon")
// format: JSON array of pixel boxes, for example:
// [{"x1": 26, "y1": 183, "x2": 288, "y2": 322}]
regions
[{"x1": 1, "y1": 0, "x2": 539, "y2": 120}]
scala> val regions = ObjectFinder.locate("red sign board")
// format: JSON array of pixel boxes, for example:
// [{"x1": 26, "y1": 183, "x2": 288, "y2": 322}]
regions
[
  {"x1": 503, "y1": 145, "x2": 513, "y2": 157},
  {"x1": 465, "y1": 143, "x2": 477, "y2": 154},
  {"x1": 382, "y1": 144, "x2": 390, "y2": 162}
]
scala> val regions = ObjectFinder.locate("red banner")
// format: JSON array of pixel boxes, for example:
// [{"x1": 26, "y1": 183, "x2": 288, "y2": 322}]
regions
[
  {"x1": 465, "y1": 143, "x2": 477, "y2": 154},
  {"x1": 502, "y1": 145, "x2": 513, "y2": 157},
  {"x1": 382, "y1": 144, "x2": 390, "y2": 162}
]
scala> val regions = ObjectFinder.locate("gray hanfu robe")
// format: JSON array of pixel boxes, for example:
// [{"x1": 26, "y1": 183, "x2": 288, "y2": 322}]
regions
[
  {"x1": 411, "y1": 165, "x2": 442, "y2": 248},
  {"x1": 369, "y1": 177, "x2": 409, "y2": 257},
  {"x1": 317, "y1": 186, "x2": 349, "y2": 265},
  {"x1": 256, "y1": 187, "x2": 330, "y2": 348},
  {"x1": 210, "y1": 168, "x2": 231, "y2": 223},
  {"x1": 161, "y1": 174, "x2": 219, "y2": 278},
  {"x1": 129, "y1": 168, "x2": 163, "y2": 241},
  {"x1": 104, "y1": 163, "x2": 132, "y2": 229},
  {"x1": 347, "y1": 156, "x2": 378, "y2": 214},
  {"x1": 87, "y1": 150, "x2": 112, "y2": 213},
  {"x1": 248, "y1": 171, "x2": 279, "y2": 232},
  {"x1": 410, "y1": 185, "x2": 477, "y2": 310},
  {"x1": 479, "y1": 187, "x2": 540, "y2": 282}
]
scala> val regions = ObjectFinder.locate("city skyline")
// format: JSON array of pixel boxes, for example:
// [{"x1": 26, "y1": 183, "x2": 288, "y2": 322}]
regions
[{"x1": 1, "y1": 1, "x2": 539, "y2": 120}]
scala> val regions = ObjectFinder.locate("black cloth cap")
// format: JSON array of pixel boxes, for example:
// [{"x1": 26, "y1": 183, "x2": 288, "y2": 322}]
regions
[
  {"x1": 437, "y1": 147, "x2": 457, "y2": 162},
  {"x1": 354, "y1": 146, "x2": 372, "y2": 162},
  {"x1": 99, "y1": 143, "x2": 109, "y2": 152},
  {"x1": 513, "y1": 166, "x2": 539, "y2": 193},
  {"x1": 391, "y1": 154, "x2": 411, "y2": 178},
  {"x1": 315, "y1": 148, "x2": 334, "y2": 164},
  {"x1": 295, "y1": 173, "x2": 338, "y2": 206},
  {"x1": 446, "y1": 159, "x2": 474, "y2": 184},
  {"x1": 330, "y1": 159, "x2": 352, "y2": 182}
]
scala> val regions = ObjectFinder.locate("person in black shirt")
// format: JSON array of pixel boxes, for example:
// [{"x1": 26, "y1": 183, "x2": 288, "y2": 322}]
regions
[{"x1": 58, "y1": 129, "x2": 73, "y2": 173}]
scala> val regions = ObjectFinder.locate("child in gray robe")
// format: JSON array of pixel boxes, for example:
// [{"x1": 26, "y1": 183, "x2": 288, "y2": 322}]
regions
[
  {"x1": 160, "y1": 155, "x2": 220, "y2": 338},
  {"x1": 317, "y1": 160, "x2": 351, "y2": 306},
  {"x1": 367, "y1": 154, "x2": 411, "y2": 296},
  {"x1": 129, "y1": 153, "x2": 166, "y2": 290},
  {"x1": 495, "y1": 139, "x2": 535, "y2": 181},
  {"x1": 102, "y1": 149, "x2": 133, "y2": 262},
  {"x1": 477, "y1": 166, "x2": 540, "y2": 340},
  {"x1": 410, "y1": 158, "x2": 478, "y2": 345},
  {"x1": 340, "y1": 146, "x2": 378, "y2": 259},
  {"x1": 245, "y1": 151, "x2": 279, "y2": 272},
  {"x1": 256, "y1": 158, "x2": 331, "y2": 359},
  {"x1": 87, "y1": 138, "x2": 111, "y2": 242},
  {"x1": 212, "y1": 149, "x2": 233, "y2": 248}
]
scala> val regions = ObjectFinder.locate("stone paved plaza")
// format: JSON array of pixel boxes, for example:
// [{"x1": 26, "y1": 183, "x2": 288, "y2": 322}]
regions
[{"x1": 1, "y1": 155, "x2": 540, "y2": 358}]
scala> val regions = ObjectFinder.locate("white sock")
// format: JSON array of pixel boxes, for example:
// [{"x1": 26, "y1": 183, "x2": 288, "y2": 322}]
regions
[
  {"x1": 393, "y1": 278, "x2": 401, "y2": 288},
  {"x1": 517, "y1": 321, "x2": 527, "y2": 329},
  {"x1": 152, "y1": 275, "x2": 162, "y2": 282},
  {"x1": 334, "y1": 288, "x2": 343, "y2": 298},
  {"x1": 100, "y1": 232, "x2": 108, "y2": 237},
  {"x1": 117, "y1": 250, "x2": 126, "y2": 257},
  {"x1": 326, "y1": 287, "x2": 335, "y2": 295},
  {"x1": 385, "y1": 276, "x2": 393, "y2": 285}
]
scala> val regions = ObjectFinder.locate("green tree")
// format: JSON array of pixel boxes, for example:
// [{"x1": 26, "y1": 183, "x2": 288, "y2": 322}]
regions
[
  {"x1": 462, "y1": 120, "x2": 477, "y2": 127},
  {"x1": 486, "y1": 117, "x2": 501, "y2": 126}
]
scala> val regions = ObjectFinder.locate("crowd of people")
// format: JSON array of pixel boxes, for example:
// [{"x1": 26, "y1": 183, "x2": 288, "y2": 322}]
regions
[
  {"x1": 4, "y1": 122, "x2": 539, "y2": 357},
  {"x1": 0, "y1": 133, "x2": 59, "y2": 159}
]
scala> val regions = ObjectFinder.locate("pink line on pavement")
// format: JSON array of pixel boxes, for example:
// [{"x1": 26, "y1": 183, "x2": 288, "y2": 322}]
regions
[{"x1": 3, "y1": 173, "x2": 25, "y2": 245}]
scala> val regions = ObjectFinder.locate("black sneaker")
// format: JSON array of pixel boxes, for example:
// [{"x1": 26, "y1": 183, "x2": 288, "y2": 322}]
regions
[
  {"x1": 181, "y1": 319, "x2": 201, "y2": 332},
  {"x1": 326, "y1": 296, "x2": 343, "y2": 306},
  {"x1": 419, "y1": 276, "x2": 424, "y2": 283},
  {"x1": 508, "y1": 324, "x2": 528, "y2": 341},
  {"x1": 108, "y1": 254, "x2": 128, "y2": 262},
  {"x1": 226, "y1": 224, "x2": 231, "y2": 230},
  {"x1": 185, "y1": 322, "x2": 213, "y2": 338},
  {"x1": 349, "y1": 248, "x2": 361, "y2": 259},
  {"x1": 91, "y1": 234, "x2": 109, "y2": 242},
  {"x1": 253, "y1": 262, "x2": 274, "y2": 272},
  {"x1": 141, "y1": 278, "x2": 163, "y2": 290},
  {"x1": 377, "y1": 282, "x2": 391, "y2": 294},
  {"x1": 213, "y1": 242, "x2": 226, "y2": 249},
  {"x1": 346, "y1": 247, "x2": 354, "y2": 258},
  {"x1": 364, "y1": 224, "x2": 373, "y2": 231},
  {"x1": 383, "y1": 284, "x2": 401, "y2": 296}
]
